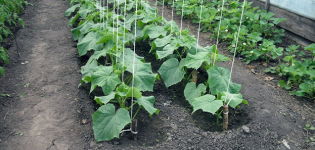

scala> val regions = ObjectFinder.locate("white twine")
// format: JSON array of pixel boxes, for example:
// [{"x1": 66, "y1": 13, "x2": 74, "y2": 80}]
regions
[
  {"x1": 170, "y1": 0, "x2": 175, "y2": 33},
  {"x1": 130, "y1": 0, "x2": 138, "y2": 133},
  {"x1": 196, "y1": 0, "x2": 204, "y2": 53},
  {"x1": 155, "y1": 0, "x2": 158, "y2": 17},
  {"x1": 99, "y1": 0, "x2": 102, "y2": 28},
  {"x1": 102, "y1": 0, "x2": 105, "y2": 29},
  {"x1": 162, "y1": 0, "x2": 165, "y2": 17},
  {"x1": 179, "y1": 0, "x2": 185, "y2": 38},
  {"x1": 212, "y1": 0, "x2": 226, "y2": 65},
  {"x1": 112, "y1": 0, "x2": 116, "y2": 42},
  {"x1": 116, "y1": 0, "x2": 119, "y2": 64},
  {"x1": 122, "y1": 0, "x2": 127, "y2": 82},
  {"x1": 106, "y1": 0, "x2": 109, "y2": 28},
  {"x1": 225, "y1": 0, "x2": 247, "y2": 105}
]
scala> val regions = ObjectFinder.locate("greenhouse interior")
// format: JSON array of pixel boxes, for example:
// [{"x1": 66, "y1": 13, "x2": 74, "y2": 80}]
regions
[{"x1": 0, "y1": 0, "x2": 314, "y2": 149}]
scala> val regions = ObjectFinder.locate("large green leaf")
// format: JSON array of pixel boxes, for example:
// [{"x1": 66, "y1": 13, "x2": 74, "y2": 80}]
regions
[
  {"x1": 116, "y1": 83, "x2": 142, "y2": 99},
  {"x1": 132, "y1": 63, "x2": 157, "y2": 92},
  {"x1": 221, "y1": 92, "x2": 246, "y2": 108},
  {"x1": 81, "y1": 61, "x2": 100, "y2": 77},
  {"x1": 81, "y1": 23, "x2": 102, "y2": 36},
  {"x1": 141, "y1": 5, "x2": 160, "y2": 23},
  {"x1": 191, "y1": 94, "x2": 223, "y2": 114},
  {"x1": 77, "y1": 31, "x2": 102, "y2": 56},
  {"x1": 137, "y1": 96, "x2": 159, "y2": 116},
  {"x1": 77, "y1": 5, "x2": 93, "y2": 19},
  {"x1": 89, "y1": 66, "x2": 121, "y2": 95},
  {"x1": 156, "y1": 40, "x2": 179, "y2": 59},
  {"x1": 143, "y1": 25, "x2": 167, "y2": 39},
  {"x1": 120, "y1": 49, "x2": 157, "y2": 91},
  {"x1": 148, "y1": 26, "x2": 167, "y2": 39},
  {"x1": 86, "y1": 49, "x2": 108, "y2": 64},
  {"x1": 124, "y1": 13, "x2": 137, "y2": 31},
  {"x1": 71, "y1": 21, "x2": 98, "y2": 41},
  {"x1": 158, "y1": 58, "x2": 185, "y2": 87},
  {"x1": 94, "y1": 92, "x2": 115, "y2": 105},
  {"x1": 119, "y1": 48, "x2": 144, "y2": 72},
  {"x1": 181, "y1": 52, "x2": 211, "y2": 69},
  {"x1": 71, "y1": 27, "x2": 81, "y2": 41},
  {"x1": 153, "y1": 35, "x2": 172, "y2": 47},
  {"x1": 97, "y1": 29, "x2": 116, "y2": 44},
  {"x1": 65, "y1": 4, "x2": 80, "y2": 17},
  {"x1": 126, "y1": 87, "x2": 142, "y2": 99},
  {"x1": 92, "y1": 104, "x2": 131, "y2": 141},
  {"x1": 178, "y1": 30, "x2": 196, "y2": 49},
  {"x1": 184, "y1": 82, "x2": 207, "y2": 102},
  {"x1": 207, "y1": 66, "x2": 241, "y2": 95}
]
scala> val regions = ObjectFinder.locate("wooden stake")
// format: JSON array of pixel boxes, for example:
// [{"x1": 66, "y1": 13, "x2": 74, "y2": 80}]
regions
[
  {"x1": 131, "y1": 119, "x2": 138, "y2": 140},
  {"x1": 223, "y1": 104, "x2": 229, "y2": 130}
]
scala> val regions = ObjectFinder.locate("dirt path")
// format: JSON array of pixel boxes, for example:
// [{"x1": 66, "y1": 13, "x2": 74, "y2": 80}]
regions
[{"x1": 0, "y1": 0, "x2": 92, "y2": 149}]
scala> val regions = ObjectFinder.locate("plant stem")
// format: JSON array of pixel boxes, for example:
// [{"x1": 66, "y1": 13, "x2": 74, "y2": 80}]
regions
[
  {"x1": 175, "y1": 49, "x2": 182, "y2": 59},
  {"x1": 132, "y1": 106, "x2": 141, "y2": 120},
  {"x1": 191, "y1": 70, "x2": 198, "y2": 83},
  {"x1": 118, "y1": 97, "x2": 126, "y2": 108}
]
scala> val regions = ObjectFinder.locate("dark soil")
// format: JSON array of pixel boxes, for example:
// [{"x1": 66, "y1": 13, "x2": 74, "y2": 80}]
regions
[{"x1": 0, "y1": 0, "x2": 314, "y2": 150}]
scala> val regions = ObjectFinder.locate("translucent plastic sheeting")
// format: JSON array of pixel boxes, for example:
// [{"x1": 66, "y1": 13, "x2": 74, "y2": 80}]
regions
[{"x1": 259, "y1": 0, "x2": 315, "y2": 20}]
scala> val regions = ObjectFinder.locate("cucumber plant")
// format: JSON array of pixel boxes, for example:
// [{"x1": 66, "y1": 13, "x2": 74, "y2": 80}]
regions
[{"x1": 266, "y1": 44, "x2": 315, "y2": 100}]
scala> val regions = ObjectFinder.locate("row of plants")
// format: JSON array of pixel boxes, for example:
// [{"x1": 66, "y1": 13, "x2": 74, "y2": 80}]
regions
[
  {"x1": 0, "y1": 0, "x2": 27, "y2": 76},
  {"x1": 66, "y1": 0, "x2": 160, "y2": 141},
  {"x1": 266, "y1": 44, "x2": 315, "y2": 100},
  {"x1": 160, "y1": 0, "x2": 315, "y2": 100},
  {"x1": 161, "y1": 0, "x2": 285, "y2": 63},
  {"x1": 66, "y1": 0, "x2": 247, "y2": 142}
]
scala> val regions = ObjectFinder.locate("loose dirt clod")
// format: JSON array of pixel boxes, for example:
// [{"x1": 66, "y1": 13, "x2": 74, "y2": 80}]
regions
[
  {"x1": 242, "y1": 125, "x2": 250, "y2": 133},
  {"x1": 81, "y1": 119, "x2": 88, "y2": 125},
  {"x1": 282, "y1": 139, "x2": 291, "y2": 149}
]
